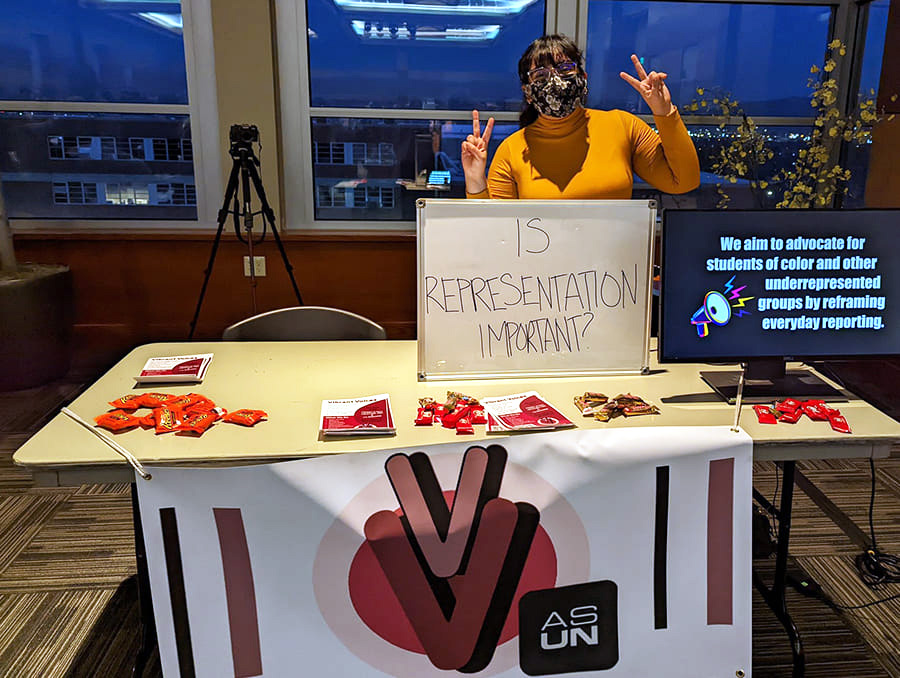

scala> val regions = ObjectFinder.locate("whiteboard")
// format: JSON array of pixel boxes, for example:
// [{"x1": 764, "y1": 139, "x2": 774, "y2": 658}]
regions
[{"x1": 417, "y1": 199, "x2": 655, "y2": 380}]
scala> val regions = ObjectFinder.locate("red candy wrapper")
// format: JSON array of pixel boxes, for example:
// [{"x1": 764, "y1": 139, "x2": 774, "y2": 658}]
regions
[
  {"x1": 139, "y1": 392, "x2": 176, "y2": 408},
  {"x1": 775, "y1": 398, "x2": 802, "y2": 414},
  {"x1": 455, "y1": 417, "x2": 474, "y2": 434},
  {"x1": 829, "y1": 414, "x2": 852, "y2": 434},
  {"x1": 108, "y1": 394, "x2": 143, "y2": 411},
  {"x1": 470, "y1": 407, "x2": 487, "y2": 425},
  {"x1": 222, "y1": 409, "x2": 267, "y2": 427},
  {"x1": 801, "y1": 401, "x2": 831, "y2": 421},
  {"x1": 177, "y1": 409, "x2": 221, "y2": 436},
  {"x1": 777, "y1": 408, "x2": 803, "y2": 424},
  {"x1": 414, "y1": 408, "x2": 434, "y2": 426},
  {"x1": 94, "y1": 410, "x2": 141, "y2": 432},
  {"x1": 753, "y1": 405, "x2": 778, "y2": 424},
  {"x1": 167, "y1": 393, "x2": 208, "y2": 410},
  {"x1": 184, "y1": 396, "x2": 218, "y2": 414},
  {"x1": 153, "y1": 407, "x2": 182, "y2": 434},
  {"x1": 137, "y1": 413, "x2": 157, "y2": 429},
  {"x1": 441, "y1": 405, "x2": 470, "y2": 429}
]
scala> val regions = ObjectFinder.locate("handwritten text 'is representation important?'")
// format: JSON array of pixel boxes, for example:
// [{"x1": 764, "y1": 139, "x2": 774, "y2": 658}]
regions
[
  {"x1": 425, "y1": 218, "x2": 642, "y2": 359},
  {"x1": 712, "y1": 234, "x2": 886, "y2": 332}
]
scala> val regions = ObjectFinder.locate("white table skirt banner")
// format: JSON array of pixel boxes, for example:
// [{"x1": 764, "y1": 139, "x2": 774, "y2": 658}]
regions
[{"x1": 137, "y1": 426, "x2": 753, "y2": 678}]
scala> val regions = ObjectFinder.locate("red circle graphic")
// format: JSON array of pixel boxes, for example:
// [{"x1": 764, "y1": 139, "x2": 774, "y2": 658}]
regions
[{"x1": 347, "y1": 491, "x2": 558, "y2": 653}]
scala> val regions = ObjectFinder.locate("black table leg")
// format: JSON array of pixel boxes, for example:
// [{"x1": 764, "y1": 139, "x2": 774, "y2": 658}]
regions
[
  {"x1": 132, "y1": 482, "x2": 157, "y2": 677},
  {"x1": 753, "y1": 460, "x2": 805, "y2": 677}
]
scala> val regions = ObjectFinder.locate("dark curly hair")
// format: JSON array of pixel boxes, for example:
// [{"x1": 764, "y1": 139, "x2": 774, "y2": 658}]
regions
[{"x1": 517, "y1": 34, "x2": 585, "y2": 128}]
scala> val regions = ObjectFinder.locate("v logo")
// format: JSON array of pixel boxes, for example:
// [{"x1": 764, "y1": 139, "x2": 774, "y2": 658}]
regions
[
  {"x1": 384, "y1": 446, "x2": 505, "y2": 577},
  {"x1": 364, "y1": 445, "x2": 539, "y2": 672}
]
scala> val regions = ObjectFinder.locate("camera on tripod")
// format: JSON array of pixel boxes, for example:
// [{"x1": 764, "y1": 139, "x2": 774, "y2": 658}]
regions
[{"x1": 229, "y1": 123, "x2": 259, "y2": 148}]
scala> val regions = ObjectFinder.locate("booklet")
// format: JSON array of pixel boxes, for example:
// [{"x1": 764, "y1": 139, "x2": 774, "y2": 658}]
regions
[
  {"x1": 134, "y1": 354, "x2": 214, "y2": 384},
  {"x1": 320, "y1": 394, "x2": 395, "y2": 436},
  {"x1": 481, "y1": 392, "x2": 574, "y2": 432}
]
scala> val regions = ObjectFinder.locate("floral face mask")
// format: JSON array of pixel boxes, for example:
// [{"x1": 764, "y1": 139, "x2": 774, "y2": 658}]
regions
[{"x1": 523, "y1": 70, "x2": 588, "y2": 119}]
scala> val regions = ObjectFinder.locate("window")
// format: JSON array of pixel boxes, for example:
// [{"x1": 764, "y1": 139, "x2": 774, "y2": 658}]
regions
[
  {"x1": 279, "y1": 0, "x2": 548, "y2": 225},
  {"x1": 1, "y1": 0, "x2": 220, "y2": 225},
  {"x1": 279, "y1": 0, "x2": 890, "y2": 224},
  {"x1": 842, "y1": 0, "x2": 891, "y2": 207},
  {"x1": 585, "y1": 1, "x2": 833, "y2": 117}
]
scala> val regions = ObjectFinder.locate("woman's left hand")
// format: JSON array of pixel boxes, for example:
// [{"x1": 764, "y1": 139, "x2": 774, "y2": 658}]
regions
[{"x1": 620, "y1": 54, "x2": 675, "y2": 117}]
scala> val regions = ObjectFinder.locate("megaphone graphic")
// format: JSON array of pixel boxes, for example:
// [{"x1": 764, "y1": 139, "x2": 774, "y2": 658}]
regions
[{"x1": 691, "y1": 290, "x2": 732, "y2": 337}]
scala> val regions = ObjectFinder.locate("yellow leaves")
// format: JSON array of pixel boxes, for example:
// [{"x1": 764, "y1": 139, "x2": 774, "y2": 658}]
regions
[
  {"x1": 828, "y1": 39, "x2": 842, "y2": 49},
  {"x1": 700, "y1": 100, "x2": 707, "y2": 107},
  {"x1": 688, "y1": 102, "x2": 699, "y2": 111},
  {"x1": 889, "y1": 114, "x2": 897, "y2": 121},
  {"x1": 828, "y1": 127, "x2": 838, "y2": 137},
  {"x1": 839, "y1": 46, "x2": 846, "y2": 56},
  {"x1": 823, "y1": 59, "x2": 836, "y2": 73},
  {"x1": 810, "y1": 65, "x2": 819, "y2": 74},
  {"x1": 759, "y1": 180, "x2": 768, "y2": 189},
  {"x1": 892, "y1": 94, "x2": 899, "y2": 102},
  {"x1": 696, "y1": 88, "x2": 704, "y2": 95}
]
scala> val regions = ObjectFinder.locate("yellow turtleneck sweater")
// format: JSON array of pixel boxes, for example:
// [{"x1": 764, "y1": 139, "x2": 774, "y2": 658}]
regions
[{"x1": 467, "y1": 106, "x2": 700, "y2": 199}]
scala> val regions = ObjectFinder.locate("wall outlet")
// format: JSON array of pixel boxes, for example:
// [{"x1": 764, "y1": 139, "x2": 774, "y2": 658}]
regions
[{"x1": 243, "y1": 256, "x2": 266, "y2": 277}]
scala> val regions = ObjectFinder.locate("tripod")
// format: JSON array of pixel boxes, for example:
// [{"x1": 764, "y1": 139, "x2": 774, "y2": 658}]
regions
[{"x1": 188, "y1": 125, "x2": 303, "y2": 340}]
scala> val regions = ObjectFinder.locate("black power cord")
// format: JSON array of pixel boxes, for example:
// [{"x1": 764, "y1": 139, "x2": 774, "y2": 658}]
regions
[
  {"x1": 852, "y1": 458, "x2": 900, "y2": 589},
  {"x1": 786, "y1": 459, "x2": 900, "y2": 612}
]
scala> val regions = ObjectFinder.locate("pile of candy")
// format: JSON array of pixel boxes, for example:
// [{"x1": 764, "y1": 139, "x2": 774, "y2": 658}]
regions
[
  {"x1": 416, "y1": 391, "x2": 487, "y2": 434},
  {"x1": 753, "y1": 398, "x2": 850, "y2": 433},
  {"x1": 574, "y1": 392, "x2": 660, "y2": 421},
  {"x1": 95, "y1": 392, "x2": 267, "y2": 437}
]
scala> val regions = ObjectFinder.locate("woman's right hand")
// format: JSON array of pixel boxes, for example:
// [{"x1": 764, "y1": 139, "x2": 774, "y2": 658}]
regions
[{"x1": 461, "y1": 110, "x2": 494, "y2": 194}]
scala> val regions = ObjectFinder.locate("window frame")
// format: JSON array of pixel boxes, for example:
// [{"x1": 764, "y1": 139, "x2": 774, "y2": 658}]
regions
[
  {"x1": 277, "y1": 0, "x2": 879, "y2": 230},
  {"x1": 275, "y1": 0, "x2": 560, "y2": 231},
  {"x1": 6, "y1": 0, "x2": 223, "y2": 233}
]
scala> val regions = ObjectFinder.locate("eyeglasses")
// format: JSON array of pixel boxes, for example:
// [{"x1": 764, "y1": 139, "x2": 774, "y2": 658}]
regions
[{"x1": 527, "y1": 61, "x2": 579, "y2": 85}]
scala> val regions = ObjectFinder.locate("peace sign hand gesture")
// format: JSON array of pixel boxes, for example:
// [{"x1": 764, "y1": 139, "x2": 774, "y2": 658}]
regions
[
  {"x1": 461, "y1": 110, "x2": 494, "y2": 194},
  {"x1": 620, "y1": 54, "x2": 675, "y2": 117}
]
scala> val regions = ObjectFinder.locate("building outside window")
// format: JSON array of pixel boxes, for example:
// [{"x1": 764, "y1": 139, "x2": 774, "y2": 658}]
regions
[
  {"x1": 278, "y1": 0, "x2": 890, "y2": 225},
  {"x1": 0, "y1": 0, "x2": 218, "y2": 224}
]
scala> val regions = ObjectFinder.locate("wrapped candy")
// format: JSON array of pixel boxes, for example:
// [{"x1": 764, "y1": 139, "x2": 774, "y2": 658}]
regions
[
  {"x1": 222, "y1": 409, "x2": 268, "y2": 427},
  {"x1": 95, "y1": 410, "x2": 141, "y2": 432}
]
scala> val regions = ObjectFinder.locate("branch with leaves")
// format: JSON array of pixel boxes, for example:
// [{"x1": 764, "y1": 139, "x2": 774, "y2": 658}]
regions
[{"x1": 688, "y1": 39, "x2": 893, "y2": 209}]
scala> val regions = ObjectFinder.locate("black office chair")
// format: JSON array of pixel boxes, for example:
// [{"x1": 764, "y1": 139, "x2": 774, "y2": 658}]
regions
[{"x1": 221, "y1": 306, "x2": 387, "y2": 341}]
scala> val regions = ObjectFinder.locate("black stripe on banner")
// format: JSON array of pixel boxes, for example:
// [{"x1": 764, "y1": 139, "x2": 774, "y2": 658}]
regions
[
  {"x1": 160, "y1": 507, "x2": 197, "y2": 678},
  {"x1": 654, "y1": 466, "x2": 670, "y2": 630}
]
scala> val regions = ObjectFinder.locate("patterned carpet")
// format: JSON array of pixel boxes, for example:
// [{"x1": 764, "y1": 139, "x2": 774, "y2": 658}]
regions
[{"x1": 0, "y1": 372, "x2": 898, "y2": 677}]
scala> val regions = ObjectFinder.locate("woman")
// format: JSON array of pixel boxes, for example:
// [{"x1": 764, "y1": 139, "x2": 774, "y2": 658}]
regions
[{"x1": 462, "y1": 34, "x2": 700, "y2": 199}]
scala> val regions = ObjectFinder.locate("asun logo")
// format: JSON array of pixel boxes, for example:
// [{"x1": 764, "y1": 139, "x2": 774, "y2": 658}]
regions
[
  {"x1": 519, "y1": 581, "x2": 619, "y2": 675},
  {"x1": 539, "y1": 605, "x2": 601, "y2": 649}
]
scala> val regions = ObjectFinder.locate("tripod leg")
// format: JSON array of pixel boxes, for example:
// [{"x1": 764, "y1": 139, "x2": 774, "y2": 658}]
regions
[
  {"x1": 239, "y1": 161, "x2": 259, "y2": 314},
  {"x1": 188, "y1": 161, "x2": 241, "y2": 339},
  {"x1": 245, "y1": 160, "x2": 304, "y2": 305}
]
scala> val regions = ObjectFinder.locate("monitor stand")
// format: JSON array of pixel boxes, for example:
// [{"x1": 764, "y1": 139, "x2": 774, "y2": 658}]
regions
[{"x1": 700, "y1": 358, "x2": 844, "y2": 404}]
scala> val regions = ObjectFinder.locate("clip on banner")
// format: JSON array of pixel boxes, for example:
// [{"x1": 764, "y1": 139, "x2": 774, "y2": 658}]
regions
[
  {"x1": 61, "y1": 407, "x2": 152, "y2": 480},
  {"x1": 731, "y1": 365, "x2": 746, "y2": 433}
]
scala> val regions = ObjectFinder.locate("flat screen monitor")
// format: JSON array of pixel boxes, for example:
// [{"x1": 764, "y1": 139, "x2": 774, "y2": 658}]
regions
[
  {"x1": 427, "y1": 170, "x2": 451, "y2": 185},
  {"x1": 659, "y1": 209, "x2": 899, "y2": 401}
]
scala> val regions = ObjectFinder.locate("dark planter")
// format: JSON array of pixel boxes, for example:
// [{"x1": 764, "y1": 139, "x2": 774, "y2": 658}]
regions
[{"x1": 0, "y1": 264, "x2": 74, "y2": 391}]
